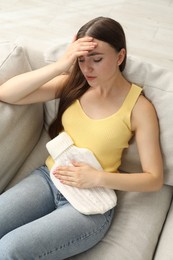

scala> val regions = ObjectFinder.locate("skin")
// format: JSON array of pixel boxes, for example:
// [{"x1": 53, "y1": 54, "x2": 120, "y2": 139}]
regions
[{"x1": 0, "y1": 36, "x2": 163, "y2": 192}]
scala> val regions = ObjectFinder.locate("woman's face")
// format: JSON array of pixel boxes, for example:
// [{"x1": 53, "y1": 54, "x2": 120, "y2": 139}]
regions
[{"x1": 78, "y1": 39, "x2": 124, "y2": 87}]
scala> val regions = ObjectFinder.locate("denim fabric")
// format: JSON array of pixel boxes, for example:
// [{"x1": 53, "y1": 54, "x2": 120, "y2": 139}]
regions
[{"x1": 0, "y1": 166, "x2": 115, "y2": 260}]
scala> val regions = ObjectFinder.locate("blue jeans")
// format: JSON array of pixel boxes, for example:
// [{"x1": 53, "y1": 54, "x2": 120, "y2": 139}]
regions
[{"x1": 0, "y1": 166, "x2": 114, "y2": 260}]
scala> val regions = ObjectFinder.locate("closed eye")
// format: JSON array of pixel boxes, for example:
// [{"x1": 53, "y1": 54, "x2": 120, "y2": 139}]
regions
[
  {"x1": 78, "y1": 57, "x2": 103, "y2": 63},
  {"x1": 94, "y1": 58, "x2": 103, "y2": 63}
]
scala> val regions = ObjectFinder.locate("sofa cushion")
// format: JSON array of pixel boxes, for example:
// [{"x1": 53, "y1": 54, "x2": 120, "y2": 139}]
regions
[
  {"x1": 15, "y1": 37, "x2": 50, "y2": 70},
  {"x1": 72, "y1": 185, "x2": 173, "y2": 260},
  {"x1": 0, "y1": 42, "x2": 43, "y2": 193},
  {"x1": 154, "y1": 199, "x2": 173, "y2": 260},
  {"x1": 7, "y1": 128, "x2": 50, "y2": 189},
  {"x1": 119, "y1": 56, "x2": 173, "y2": 186},
  {"x1": 44, "y1": 99, "x2": 60, "y2": 131}
]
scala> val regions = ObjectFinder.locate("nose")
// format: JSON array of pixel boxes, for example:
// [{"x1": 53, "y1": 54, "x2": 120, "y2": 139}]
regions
[{"x1": 83, "y1": 60, "x2": 93, "y2": 73}]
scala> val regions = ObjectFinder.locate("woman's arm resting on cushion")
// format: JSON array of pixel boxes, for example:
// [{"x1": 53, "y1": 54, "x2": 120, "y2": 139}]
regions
[{"x1": 0, "y1": 62, "x2": 68, "y2": 105}]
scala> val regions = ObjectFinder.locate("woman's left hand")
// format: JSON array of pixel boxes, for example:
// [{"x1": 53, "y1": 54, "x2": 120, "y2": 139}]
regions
[{"x1": 52, "y1": 162, "x2": 102, "y2": 189}]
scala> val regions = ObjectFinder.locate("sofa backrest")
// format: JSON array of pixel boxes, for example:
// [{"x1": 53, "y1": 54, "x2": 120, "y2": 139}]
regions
[{"x1": 120, "y1": 56, "x2": 173, "y2": 186}]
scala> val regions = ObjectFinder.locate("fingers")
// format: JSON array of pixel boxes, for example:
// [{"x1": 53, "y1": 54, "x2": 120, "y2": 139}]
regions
[
  {"x1": 52, "y1": 165, "x2": 76, "y2": 179},
  {"x1": 53, "y1": 168, "x2": 80, "y2": 187},
  {"x1": 57, "y1": 36, "x2": 97, "y2": 73},
  {"x1": 61, "y1": 36, "x2": 97, "y2": 72},
  {"x1": 70, "y1": 36, "x2": 97, "y2": 57},
  {"x1": 76, "y1": 37, "x2": 97, "y2": 52},
  {"x1": 76, "y1": 36, "x2": 94, "y2": 43}
]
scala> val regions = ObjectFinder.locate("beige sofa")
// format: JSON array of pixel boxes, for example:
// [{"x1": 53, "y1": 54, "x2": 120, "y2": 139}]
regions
[{"x1": 0, "y1": 39, "x2": 173, "y2": 260}]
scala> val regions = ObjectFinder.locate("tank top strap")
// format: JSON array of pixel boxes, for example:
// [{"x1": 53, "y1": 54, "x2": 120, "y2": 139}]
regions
[
  {"x1": 123, "y1": 84, "x2": 143, "y2": 112},
  {"x1": 119, "y1": 84, "x2": 142, "y2": 130}
]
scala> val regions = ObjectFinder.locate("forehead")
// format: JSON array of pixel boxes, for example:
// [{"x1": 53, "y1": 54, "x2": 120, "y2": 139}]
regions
[
  {"x1": 93, "y1": 39, "x2": 110, "y2": 50},
  {"x1": 89, "y1": 39, "x2": 116, "y2": 55}
]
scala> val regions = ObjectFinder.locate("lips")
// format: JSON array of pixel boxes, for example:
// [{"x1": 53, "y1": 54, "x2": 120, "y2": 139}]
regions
[{"x1": 85, "y1": 76, "x2": 96, "y2": 81}]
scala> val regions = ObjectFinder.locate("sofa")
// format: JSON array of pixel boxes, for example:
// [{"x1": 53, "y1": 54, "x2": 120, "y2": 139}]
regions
[{"x1": 0, "y1": 39, "x2": 173, "y2": 260}]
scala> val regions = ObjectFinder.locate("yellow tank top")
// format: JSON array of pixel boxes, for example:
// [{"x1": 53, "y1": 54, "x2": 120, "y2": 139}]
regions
[{"x1": 46, "y1": 84, "x2": 142, "y2": 172}]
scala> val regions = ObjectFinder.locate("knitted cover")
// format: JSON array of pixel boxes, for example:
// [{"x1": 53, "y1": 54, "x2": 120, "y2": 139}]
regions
[{"x1": 46, "y1": 132, "x2": 117, "y2": 215}]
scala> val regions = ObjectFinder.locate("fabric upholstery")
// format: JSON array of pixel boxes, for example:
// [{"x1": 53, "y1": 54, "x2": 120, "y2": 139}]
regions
[
  {"x1": 71, "y1": 185, "x2": 173, "y2": 260},
  {"x1": 7, "y1": 128, "x2": 50, "y2": 189},
  {"x1": 120, "y1": 56, "x2": 173, "y2": 186},
  {"x1": 154, "y1": 199, "x2": 173, "y2": 260},
  {"x1": 0, "y1": 42, "x2": 43, "y2": 192}
]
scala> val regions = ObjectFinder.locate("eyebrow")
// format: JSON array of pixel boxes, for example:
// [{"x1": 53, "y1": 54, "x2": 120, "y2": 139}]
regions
[{"x1": 87, "y1": 52, "x2": 104, "y2": 57}]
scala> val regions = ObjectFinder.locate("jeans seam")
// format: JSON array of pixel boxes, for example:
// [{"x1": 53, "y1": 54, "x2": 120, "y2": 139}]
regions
[{"x1": 37, "y1": 211, "x2": 112, "y2": 259}]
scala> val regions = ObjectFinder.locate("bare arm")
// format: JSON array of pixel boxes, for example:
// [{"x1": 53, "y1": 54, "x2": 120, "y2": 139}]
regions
[
  {"x1": 99, "y1": 96, "x2": 163, "y2": 192},
  {"x1": 0, "y1": 62, "x2": 68, "y2": 104},
  {"x1": 0, "y1": 37, "x2": 97, "y2": 105}
]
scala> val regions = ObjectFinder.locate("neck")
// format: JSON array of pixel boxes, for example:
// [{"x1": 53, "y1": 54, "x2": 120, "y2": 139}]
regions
[{"x1": 91, "y1": 72, "x2": 130, "y2": 98}]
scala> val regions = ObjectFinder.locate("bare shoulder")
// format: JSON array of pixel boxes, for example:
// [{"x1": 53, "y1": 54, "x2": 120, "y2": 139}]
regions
[
  {"x1": 131, "y1": 94, "x2": 159, "y2": 131},
  {"x1": 135, "y1": 94, "x2": 155, "y2": 113}
]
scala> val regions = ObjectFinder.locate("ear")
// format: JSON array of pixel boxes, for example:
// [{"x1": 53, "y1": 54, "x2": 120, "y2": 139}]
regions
[{"x1": 117, "y1": 48, "x2": 126, "y2": 66}]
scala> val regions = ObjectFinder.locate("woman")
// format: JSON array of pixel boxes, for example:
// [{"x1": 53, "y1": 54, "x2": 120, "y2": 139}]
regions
[{"x1": 0, "y1": 17, "x2": 163, "y2": 259}]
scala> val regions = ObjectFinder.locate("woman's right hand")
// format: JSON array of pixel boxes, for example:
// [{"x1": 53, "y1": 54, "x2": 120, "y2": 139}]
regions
[{"x1": 58, "y1": 36, "x2": 97, "y2": 73}]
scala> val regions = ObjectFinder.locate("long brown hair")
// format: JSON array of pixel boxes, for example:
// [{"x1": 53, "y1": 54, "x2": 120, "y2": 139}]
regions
[{"x1": 49, "y1": 17, "x2": 127, "y2": 139}]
